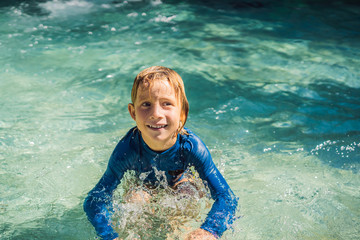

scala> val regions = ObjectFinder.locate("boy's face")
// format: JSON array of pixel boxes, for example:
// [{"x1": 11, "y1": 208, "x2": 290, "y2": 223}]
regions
[{"x1": 128, "y1": 79, "x2": 182, "y2": 151}]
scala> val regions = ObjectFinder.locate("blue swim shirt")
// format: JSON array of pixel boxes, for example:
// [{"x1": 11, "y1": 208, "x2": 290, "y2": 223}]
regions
[{"x1": 84, "y1": 127, "x2": 238, "y2": 239}]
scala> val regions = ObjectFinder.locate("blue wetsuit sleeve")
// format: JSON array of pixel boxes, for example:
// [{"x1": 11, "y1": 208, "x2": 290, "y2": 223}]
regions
[
  {"x1": 83, "y1": 165, "x2": 120, "y2": 240},
  {"x1": 187, "y1": 136, "x2": 238, "y2": 238},
  {"x1": 83, "y1": 130, "x2": 136, "y2": 240}
]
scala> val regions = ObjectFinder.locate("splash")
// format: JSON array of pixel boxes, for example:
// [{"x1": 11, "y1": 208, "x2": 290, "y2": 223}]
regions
[
  {"x1": 38, "y1": 0, "x2": 95, "y2": 18},
  {"x1": 110, "y1": 169, "x2": 212, "y2": 239},
  {"x1": 310, "y1": 139, "x2": 360, "y2": 172}
]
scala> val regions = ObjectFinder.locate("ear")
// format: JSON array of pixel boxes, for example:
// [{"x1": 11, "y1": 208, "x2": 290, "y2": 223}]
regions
[
  {"x1": 180, "y1": 111, "x2": 186, "y2": 126},
  {"x1": 128, "y1": 103, "x2": 136, "y2": 121}
]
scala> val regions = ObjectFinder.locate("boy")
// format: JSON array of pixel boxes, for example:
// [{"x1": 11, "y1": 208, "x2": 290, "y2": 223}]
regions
[{"x1": 84, "y1": 66, "x2": 238, "y2": 239}]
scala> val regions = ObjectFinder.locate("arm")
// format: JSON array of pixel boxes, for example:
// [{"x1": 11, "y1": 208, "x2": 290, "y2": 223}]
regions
[
  {"x1": 84, "y1": 129, "x2": 137, "y2": 239},
  {"x1": 83, "y1": 165, "x2": 121, "y2": 240},
  {"x1": 199, "y1": 165, "x2": 238, "y2": 238},
  {"x1": 187, "y1": 136, "x2": 238, "y2": 238}
]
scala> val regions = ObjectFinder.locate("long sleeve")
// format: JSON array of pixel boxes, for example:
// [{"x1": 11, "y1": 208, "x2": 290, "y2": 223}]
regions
[
  {"x1": 185, "y1": 134, "x2": 238, "y2": 238},
  {"x1": 199, "y1": 165, "x2": 238, "y2": 238},
  {"x1": 83, "y1": 128, "x2": 138, "y2": 239},
  {"x1": 83, "y1": 165, "x2": 121, "y2": 240}
]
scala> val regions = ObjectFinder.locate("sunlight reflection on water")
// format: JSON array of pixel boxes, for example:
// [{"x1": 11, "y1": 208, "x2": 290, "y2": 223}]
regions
[{"x1": 0, "y1": 0, "x2": 359, "y2": 239}]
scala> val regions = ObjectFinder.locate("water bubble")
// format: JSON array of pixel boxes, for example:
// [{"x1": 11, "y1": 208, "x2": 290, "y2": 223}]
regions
[{"x1": 127, "y1": 12, "x2": 138, "y2": 17}]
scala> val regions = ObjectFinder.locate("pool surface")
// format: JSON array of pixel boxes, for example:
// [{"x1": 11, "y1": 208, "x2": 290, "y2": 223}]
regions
[{"x1": 0, "y1": 0, "x2": 359, "y2": 239}]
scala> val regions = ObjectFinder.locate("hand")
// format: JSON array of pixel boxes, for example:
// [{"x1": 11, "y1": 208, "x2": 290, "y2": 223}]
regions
[
  {"x1": 185, "y1": 228, "x2": 217, "y2": 240},
  {"x1": 124, "y1": 189, "x2": 151, "y2": 204}
]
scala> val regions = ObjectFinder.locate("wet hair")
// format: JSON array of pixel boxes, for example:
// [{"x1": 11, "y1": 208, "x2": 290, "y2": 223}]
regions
[{"x1": 131, "y1": 66, "x2": 189, "y2": 134}]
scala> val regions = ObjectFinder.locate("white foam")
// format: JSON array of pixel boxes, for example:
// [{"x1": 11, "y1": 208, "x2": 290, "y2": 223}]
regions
[{"x1": 39, "y1": 0, "x2": 95, "y2": 18}]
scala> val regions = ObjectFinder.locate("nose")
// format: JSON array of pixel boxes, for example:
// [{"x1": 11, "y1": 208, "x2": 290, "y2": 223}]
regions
[{"x1": 150, "y1": 103, "x2": 163, "y2": 119}]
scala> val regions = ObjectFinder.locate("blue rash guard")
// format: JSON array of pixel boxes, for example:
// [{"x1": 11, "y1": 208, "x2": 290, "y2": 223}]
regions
[{"x1": 84, "y1": 127, "x2": 238, "y2": 239}]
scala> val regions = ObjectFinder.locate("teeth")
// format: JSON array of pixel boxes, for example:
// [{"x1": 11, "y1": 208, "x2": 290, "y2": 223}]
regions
[{"x1": 148, "y1": 125, "x2": 166, "y2": 129}]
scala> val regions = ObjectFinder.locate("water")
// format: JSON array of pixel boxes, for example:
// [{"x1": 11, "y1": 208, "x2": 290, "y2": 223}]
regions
[{"x1": 0, "y1": 0, "x2": 359, "y2": 239}]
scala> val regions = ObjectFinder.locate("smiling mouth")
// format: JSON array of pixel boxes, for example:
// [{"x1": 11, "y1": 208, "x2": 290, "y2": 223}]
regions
[{"x1": 148, "y1": 124, "x2": 167, "y2": 129}]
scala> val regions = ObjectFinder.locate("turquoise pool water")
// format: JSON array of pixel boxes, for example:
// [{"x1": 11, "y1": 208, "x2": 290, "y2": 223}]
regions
[{"x1": 0, "y1": 0, "x2": 359, "y2": 239}]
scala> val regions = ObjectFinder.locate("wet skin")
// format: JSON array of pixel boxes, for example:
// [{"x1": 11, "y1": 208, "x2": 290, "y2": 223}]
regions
[{"x1": 128, "y1": 79, "x2": 182, "y2": 152}]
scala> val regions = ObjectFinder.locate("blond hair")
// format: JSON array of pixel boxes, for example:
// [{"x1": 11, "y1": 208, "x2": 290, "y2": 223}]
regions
[{"x1": 131, "y1": 66, "x2": 189, "y2": 134}]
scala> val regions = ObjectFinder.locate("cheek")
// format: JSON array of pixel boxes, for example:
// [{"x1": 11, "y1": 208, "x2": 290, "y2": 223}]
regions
[{"x1": 135, "y1": 109, "x2": 147, "y2": 120}]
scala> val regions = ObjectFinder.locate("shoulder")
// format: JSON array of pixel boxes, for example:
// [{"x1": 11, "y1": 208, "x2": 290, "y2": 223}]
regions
[
  {"x1": 180, "y1": 128, "x2": 210, "y2": 159},
  {"x1": 122, "y1": 126, "x2": 139, "y2": 140},
  {"x1": 111, "y1": 127, "x2": 139, "y2": 159}
]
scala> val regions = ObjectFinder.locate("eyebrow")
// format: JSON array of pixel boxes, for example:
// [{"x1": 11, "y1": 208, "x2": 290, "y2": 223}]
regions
[{"x1": 136, "y1": 92, "x2": 178, "y2": 104}]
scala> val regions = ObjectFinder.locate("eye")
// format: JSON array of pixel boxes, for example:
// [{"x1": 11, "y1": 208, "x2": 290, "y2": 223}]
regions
[
  {"x1": 163, "y1": 101, "x2": 174, "y2": 107},
  {"x1": 141, "y1": 102, "x2": 151, "y2": 107}
]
